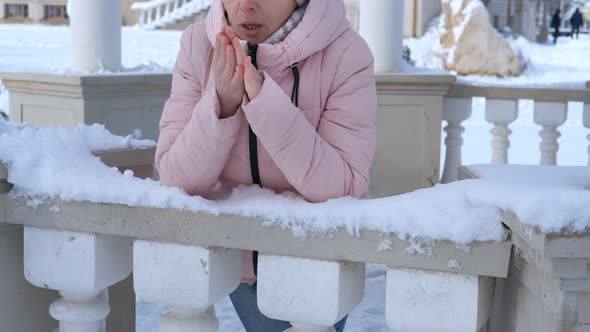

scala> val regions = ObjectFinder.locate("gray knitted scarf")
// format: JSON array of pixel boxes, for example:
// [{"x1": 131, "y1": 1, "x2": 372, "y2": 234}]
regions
[{"x1": 265, "y1": 0, "x2": 309, "y2": 44}]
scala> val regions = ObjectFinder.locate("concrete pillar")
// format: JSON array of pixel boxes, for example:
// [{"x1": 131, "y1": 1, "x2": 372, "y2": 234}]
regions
[
  {"x1": 133, "y1": 241, "x2": 242, "y2": 332},
  {"x1": 533, "y1": 101, "x2": 568, "y2": 165},
  {"x1": 68, "y1": 0, "x2": 122, "y2": 72},
  {"x1": 521, "y1": 1, "x2": 537, "y2": 41},
  {"x1": 257, "y1": 255, "x2": 365, "y2": 331},
  {"x1": 359, "y1": 0, "x2": 404, "y2": 73},
  {"x1": 29, "y1": 2, "x2": 44, "y2": 23}
]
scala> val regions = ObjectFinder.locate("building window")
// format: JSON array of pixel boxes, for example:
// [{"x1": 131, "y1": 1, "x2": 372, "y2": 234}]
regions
[
  {"x1": 44, "y1": 5, "x2": 68, "y2": 20},
  {"x1": 5, "y1": 4, "x2": 29, "y2": 18}
]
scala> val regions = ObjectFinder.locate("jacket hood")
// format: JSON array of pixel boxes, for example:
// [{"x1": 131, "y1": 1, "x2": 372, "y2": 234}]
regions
[{"x1": 205, "y1": 0, "x2": 350, "y2": 75}]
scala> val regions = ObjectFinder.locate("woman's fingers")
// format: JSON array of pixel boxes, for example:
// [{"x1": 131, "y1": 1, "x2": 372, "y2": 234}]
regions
[
  {"x1": 219, "y1": 35, "x2": 228, "y2": 63},
  {"x1": 232, "y1": 37, "x2": 246, "y2": 65},
  {"x1": 232, "y1": 63, "x2": 244, "y2": 87},
  {"x1": 224, "y1": 26, "x2": 236, "y2": 40},
  {"x1": 226, "y1": 45, "x2": 236, "y2": 69},
  {"x1": 213, "y1": 34, "x2": 221, "y2": 68}
]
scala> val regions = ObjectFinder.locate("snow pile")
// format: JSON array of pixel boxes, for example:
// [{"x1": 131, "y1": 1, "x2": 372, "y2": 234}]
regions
[
  {"x1": 1, "y1": 120, "x2": 589, "y2": 242},
  {"x1": 416, "y1": 0, "x2": 524, "y2": 77},
  {"x1": 405, "y1": 12, "x2": 590, "y2": 86}
]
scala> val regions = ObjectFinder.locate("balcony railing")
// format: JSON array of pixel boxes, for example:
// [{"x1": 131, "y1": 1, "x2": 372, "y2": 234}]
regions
[
  {"x1": 131, "y1": 0, "x2": 212, "y2": 29},
  {"x1": 1, "y1": 73, "x2": 589, "y2": 331},
  {"x1": 441, "y1": 81, "x2": 590, "y2": 183},
  {"x1": 0, "y1": 148, "x2": 513, "y2": 332}
]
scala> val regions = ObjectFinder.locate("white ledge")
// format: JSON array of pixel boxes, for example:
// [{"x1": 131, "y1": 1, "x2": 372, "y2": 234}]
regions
[{"x1": 0, "y1": 195, "x2": 511, "y2": 278}]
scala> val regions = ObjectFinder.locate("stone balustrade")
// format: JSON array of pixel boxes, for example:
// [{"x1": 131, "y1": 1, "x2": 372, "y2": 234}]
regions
[
  {"x1": 131, "y1": 0, "x2": 212, "y2": 30},
  {"x1": 0, "y1": 147, "x2": 154, "y2": 332},
  {"x1": 459, "y1": 167, "x2": 590, "y2": 332},
  {"x1": 442, "y1": 82, "x2": 590, "y2": 183},
  {"x1": 0, "y1": 147, "x2": 513, "y2": 332}
]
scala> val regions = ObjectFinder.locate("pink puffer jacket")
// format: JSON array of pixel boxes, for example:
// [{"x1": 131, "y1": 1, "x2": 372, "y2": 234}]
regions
[{"x1": 155, "y1": 0, "x2": 377, "y2": 283}]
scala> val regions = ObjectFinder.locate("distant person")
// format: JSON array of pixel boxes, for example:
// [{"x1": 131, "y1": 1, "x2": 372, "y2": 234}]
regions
[
  {"x1": 570, "y1": 8, "x2": 584, "y2": 39},
  {"x1": 551, "y1": 9, "x2": 562, "y2": 44}
]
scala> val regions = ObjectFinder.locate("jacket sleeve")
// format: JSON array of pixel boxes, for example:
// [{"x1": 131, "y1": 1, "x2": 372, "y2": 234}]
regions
[
  {"x1": 242, "y1": 39, "x2": 377, "y2": 203},
  {"x1": 155, "y1": 26, "x2": 243, "y2": 196}
]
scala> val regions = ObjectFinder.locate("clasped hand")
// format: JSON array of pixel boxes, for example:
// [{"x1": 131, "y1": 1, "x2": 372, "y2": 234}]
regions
[{"x1": 214, "y1": 27, "x2": 264, "y2": 119}]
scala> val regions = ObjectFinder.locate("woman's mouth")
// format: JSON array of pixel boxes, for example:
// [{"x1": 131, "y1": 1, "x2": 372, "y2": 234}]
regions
[{"x1": 240, "y1": 23, "x2": 262, "y2": 37}]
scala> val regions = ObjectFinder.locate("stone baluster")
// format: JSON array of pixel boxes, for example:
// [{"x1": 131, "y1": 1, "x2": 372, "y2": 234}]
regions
[
  {"x1": 147, "y1": 8, "x2": 153, "y2": 27},
  {"x1": 584, "y1": 103, "x2": 590, "y2": 166},
  {"x1": 139, "y1": 10, "x2": 147, "y2": 27},
  {"x1": 155, "y1": 5, "x2": 162, "y2": 24},
  {"x1": 133, "y1": 241, "x2": 241, "y2": 332},
  {"x1": 386, "y1": 268, "x2": 494, "y2": 332},
  {"x1": 23, "y1": 227, "x2": 132, "y2": 332},
  {"x1": 485, "y1": 99, "x2": 519, "y2": 164},
  {"x1": 164, "y1": 1, "x2": 172, "y2": 19},
  {"x1": 257, "y1": 255, "x2": 365, "y2": 332},
  {"x1": 533, "y1": 101, "x2": 568, "y2": 165},
  {"x1": 441, "y1": 98, "x2": 473, "y2": 183},
  {"x1": 173, "y1": 0, "x2": 180, "y2": 13}
]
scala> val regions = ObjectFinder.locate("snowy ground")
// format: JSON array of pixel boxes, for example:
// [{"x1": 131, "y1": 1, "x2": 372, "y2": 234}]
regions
[{"x1": 0, "y1": 23, "x2": 589, "y2": 331}]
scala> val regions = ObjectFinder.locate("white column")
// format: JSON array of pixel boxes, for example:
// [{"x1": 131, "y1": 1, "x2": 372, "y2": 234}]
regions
[
  {"x1": 485, "y1": 99, "x2": 519, "y2": 164},
  {"x1": 133, "y1": 241, "x2": 242, "y2": 332},
  {"x1": 359, "y1": 0, "x2": 404, "y2": 73},
  {"x1": 534, "y1": 101, "x2": 568, "y2": 165},
  {"x1": 24, "y1": 227, "x2": 132, "y2": 332},
  {"x1": 147, "y1": 8, "x2": 154, "y2": 27},
  {"x1": 257, "y1": 255, "x2": 365, "y2": 332},
  {"x1": 441, "y1": 98, "x2": 473, "y2": 183},
  {"x1": 386, "y1": 268, "x2": 494, "y2": 332},
  {"x1": 69, "y1": 0, "x2": 121, "y2": 72},
  {"x1": 584, "y1": 103, "x2": 590, "y2": 166}
]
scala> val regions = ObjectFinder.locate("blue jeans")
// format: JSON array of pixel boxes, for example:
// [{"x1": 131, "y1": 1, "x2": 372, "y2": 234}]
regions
[{"x1": 229, "y1": 283, "x2": 348, "y2": 332}]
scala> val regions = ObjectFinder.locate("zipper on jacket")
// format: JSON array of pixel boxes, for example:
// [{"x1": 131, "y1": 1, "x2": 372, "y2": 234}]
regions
[
  {"x1": 249, "y1": 44, "x2": 301, "y2": 280},
  {"x1": 247, "y1": 43, "x2": 261, "y2": 188}
]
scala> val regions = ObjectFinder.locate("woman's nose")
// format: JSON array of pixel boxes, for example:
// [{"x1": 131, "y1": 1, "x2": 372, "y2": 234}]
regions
[{"x1": 238, "y1": 0, "x2": 257, "y2": 11}]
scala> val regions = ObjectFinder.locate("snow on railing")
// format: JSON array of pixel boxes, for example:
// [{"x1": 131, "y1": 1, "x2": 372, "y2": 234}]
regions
[
  {"x1": 131, "y1": 0, "x2": 212, "y2": 30},
  {"x1": 441, "y1": 81, "x2": 590, "y2": 183}
]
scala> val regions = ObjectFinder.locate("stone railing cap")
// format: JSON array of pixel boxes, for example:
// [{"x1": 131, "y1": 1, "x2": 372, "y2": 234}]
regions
[
  {"x1": 0, "y1": 71, "x2": 172, "y2": 87},
  {"x1": 447, "y1": 82, "x2": 590, "y2": 103},
  {"x1": 459, "y1": 166, "x2": 590, "y2": 260},
  {"x1": 1, "y1": 196, "x2": 512, "y2": 278}
]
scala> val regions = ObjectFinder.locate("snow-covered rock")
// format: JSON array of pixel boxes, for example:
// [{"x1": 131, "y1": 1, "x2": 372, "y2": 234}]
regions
[{"x1": 439, "y1": 0, "x2": 524, "y2": 77}]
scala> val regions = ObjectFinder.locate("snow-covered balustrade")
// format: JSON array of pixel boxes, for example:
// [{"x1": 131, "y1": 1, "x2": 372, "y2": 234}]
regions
[
  {"x1": 441, "y1": 82, "x2": 590, "y2": 183},
  {"x1": 0, "y1": 137, "x2": 513, "y2": 332},
  {"x1": 0, "y1": 146, "x2": 155, "y2": 331},
  {"x1": 459, "y1": 166, "x2": 590, "y2": 332},
  {"x1": 132, "y1": 0, "x2": 212, "y2": 30},
  {"x1": 0, "y1": 193, "x2": 512, "y2": 332},
  {"x1": 3, "y1": 121, "x2": 590, "y2": 331}
]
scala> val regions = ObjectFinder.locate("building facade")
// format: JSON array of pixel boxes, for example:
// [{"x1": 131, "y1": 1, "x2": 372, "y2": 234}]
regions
[
  {"x1": 0, "y1": 0, "x2": 141, "y2": 26},
  {"x1": 0, "y1": 0, "x2": 68, "y2": 24}
]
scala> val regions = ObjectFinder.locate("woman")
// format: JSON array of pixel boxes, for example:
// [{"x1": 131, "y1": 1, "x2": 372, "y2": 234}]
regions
[{"x1": 155, "y1": 0, "x2": 377, "y2": 330}]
